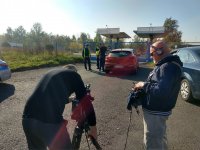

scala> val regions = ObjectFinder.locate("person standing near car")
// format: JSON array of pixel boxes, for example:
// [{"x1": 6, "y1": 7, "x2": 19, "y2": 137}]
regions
[
  {"x1": 82, "y1": 44, "x2": 92, "y2": 70},
  {"x1": 96, "y1": 45, "x2": 100, "y2": 69},
  {"x1": 22, "y1": 64, "x2": 98, "y2": 150},
  {"x1": 99, "y1": 43, "x2": 107, "y2": 72},
  {"x1": 133, "y1": 41, "x2": 182, "y2": 149}
]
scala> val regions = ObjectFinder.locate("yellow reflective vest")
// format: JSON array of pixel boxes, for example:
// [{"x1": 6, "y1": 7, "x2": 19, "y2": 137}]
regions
[{"x1": 96, "y1": 47, "x2": 100, "y2": 56}]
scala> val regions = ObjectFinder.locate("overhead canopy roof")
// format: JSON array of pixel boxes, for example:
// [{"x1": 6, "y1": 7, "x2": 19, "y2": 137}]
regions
[
  {"x1": 134, "y1": 26, "x2": 165, "y2": 38},
  {"x1": 97, "y1": 28, "x2": 130, "y2": 39},
  {"x1": 101, "y1": 32, "x2": 131, "y2": 39}
]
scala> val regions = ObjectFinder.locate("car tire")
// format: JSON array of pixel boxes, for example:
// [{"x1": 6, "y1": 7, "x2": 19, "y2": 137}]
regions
[{"x1": 180, "y1": 79, "x2": 193, "y2": 102}]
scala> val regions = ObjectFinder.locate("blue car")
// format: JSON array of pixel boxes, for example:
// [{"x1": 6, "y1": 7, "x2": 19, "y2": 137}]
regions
[
  {"x1": 0, "y1": 59, "x2": 11, "y2": 82},
  {"x1": 174, "y1": 46, "x2": 200, "y2": 101}
]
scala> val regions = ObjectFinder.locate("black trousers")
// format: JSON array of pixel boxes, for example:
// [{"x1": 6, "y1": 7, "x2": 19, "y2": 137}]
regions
[
  {"x1": 83, "y1": 57, "x2": 91, "y2": 70},
  {"x1": 22, "y1": 118, "x2": 72, "y2": 150},
  {"x1": 96, "y1": 56, "x2": 100, "y2": 69},
  {"x1": 99, "y1": 57, "x2": 105, "y2": 71}
]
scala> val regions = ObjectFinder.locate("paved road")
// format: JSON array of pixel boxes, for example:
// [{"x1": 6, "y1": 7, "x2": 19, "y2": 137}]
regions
[{"x1": 0, "y1": 64, "x2": 200, "y2": 150}]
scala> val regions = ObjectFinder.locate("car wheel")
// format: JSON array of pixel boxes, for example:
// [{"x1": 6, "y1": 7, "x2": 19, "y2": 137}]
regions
[{"x1": 180, "y1": 79, "x2": 193, "y2": 102}]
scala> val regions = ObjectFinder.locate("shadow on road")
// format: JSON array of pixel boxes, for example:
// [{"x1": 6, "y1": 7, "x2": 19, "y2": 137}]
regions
[
  {"x1": 104, "y1": 67, "x2": 153, "y2": 81},
  {"x1": 89, "y1": 69, "x2": 106, "y2": 76},
  {"x1": 0, "y1": 83, "x2": 15, "y2": 103},
  {"x1": 188, "y1": 99, "x2": 200, "y2": 107},
  {"x1": 89, "y1": 66, "x2": 153, "y2": 81}
]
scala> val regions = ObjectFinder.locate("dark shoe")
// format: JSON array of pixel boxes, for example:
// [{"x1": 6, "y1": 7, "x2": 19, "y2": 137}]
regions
[{"x1": 89, "y1": 68, "x2": 92, "y2": 71}]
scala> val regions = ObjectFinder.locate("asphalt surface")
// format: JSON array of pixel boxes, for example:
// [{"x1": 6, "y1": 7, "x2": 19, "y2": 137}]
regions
[{"x1": 0, "y1": 63, "x2": 200, "y2": 150}]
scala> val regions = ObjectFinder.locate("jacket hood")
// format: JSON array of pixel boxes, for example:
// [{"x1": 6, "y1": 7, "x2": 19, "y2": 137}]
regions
[{"x1": 156, "y1": 54, "x2": 183, "y2": 67}]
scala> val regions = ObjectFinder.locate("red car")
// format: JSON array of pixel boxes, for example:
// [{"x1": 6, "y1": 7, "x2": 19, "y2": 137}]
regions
[{"x1": 105, "y1": 48, "x2": 139, "y2": 74}]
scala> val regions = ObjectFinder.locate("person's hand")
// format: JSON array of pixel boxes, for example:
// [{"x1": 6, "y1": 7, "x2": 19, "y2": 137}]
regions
[
  {"x1": 68, "y1": 95, "x2": 75, "y2": 103},
  {"x1": 88, "y1": 126, "x2": 97, "y2": 140},
  {"x1": 134, "y1": 82, "x2": 144, "y2": 91}
]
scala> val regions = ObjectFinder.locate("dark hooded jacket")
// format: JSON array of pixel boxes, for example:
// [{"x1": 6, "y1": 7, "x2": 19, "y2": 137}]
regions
[
  {"x1": 142, "y1": 54, "x2": 183, "y2": 115},
  {"x1": 23, "y1": 69, "x2": 96, "y2": 125}
]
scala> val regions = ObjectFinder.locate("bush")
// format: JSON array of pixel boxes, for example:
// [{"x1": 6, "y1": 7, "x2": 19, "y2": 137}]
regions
[
  {"x1": 1, "y1": 42, "x2": 11, "y2": 47},
  {"x1": 45, "y1": 44, "x2": 54, "y2": 54}
]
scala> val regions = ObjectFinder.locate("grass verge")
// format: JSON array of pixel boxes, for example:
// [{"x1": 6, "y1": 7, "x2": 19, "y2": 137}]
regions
[{"x1": 0, "y1": 49, "x2": 83, "y2": 72}]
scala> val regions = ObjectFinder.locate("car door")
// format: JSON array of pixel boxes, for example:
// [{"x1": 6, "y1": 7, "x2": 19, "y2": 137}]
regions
[{"x1": 177, "y1": 49, "x2": 200, "y2": 94}]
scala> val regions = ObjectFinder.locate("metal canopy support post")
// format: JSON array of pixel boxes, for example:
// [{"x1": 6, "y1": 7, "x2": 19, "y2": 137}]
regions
[
  {"x1": 146, "y1": 41, "x2": 151, "y2": 62},
  {"x1": 110, "y1": 35, "x2": 113, "y2": 49}
]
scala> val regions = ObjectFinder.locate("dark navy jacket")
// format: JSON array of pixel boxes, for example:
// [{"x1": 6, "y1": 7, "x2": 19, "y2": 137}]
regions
[{"x1": 142, "y1": 55, "x2": 183, "y2": 115}]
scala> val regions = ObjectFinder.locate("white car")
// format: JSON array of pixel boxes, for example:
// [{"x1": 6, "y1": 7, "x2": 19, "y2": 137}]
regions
[{"x1": 0, "y1": 59, "x2": 11, "y2": 82}]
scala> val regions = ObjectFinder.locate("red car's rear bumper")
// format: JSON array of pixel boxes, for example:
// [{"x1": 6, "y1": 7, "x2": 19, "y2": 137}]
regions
[{"x1": 105, "y1": 64, "x2": 137, "y2": 73}]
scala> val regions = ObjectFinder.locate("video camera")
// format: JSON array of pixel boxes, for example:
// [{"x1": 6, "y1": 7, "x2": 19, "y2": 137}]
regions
[{"x1": 127, "y1": 89, "x2": 145, "y2": 113}]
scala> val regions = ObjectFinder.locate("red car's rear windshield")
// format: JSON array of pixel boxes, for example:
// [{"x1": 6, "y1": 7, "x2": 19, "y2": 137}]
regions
[{"x1": 109, "y1": 51, "x2": 131, "y2": 57}]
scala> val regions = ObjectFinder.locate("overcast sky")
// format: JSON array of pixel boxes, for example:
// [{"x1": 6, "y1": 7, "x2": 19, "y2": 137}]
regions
[{"x1": 1, "y1": 0, "x2": 200, "y2": 42}]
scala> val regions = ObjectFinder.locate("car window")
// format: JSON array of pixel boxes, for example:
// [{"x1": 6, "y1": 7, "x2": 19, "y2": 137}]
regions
[
  {"x1": 177, "y1": 50, "x2": 195, "y2": 63},
  {"x1": 109, "y1": 51, "x2": 131, "y2": 57},
  {"x1": 194, "y1": 50, "x2": 200, "y2": 59}
]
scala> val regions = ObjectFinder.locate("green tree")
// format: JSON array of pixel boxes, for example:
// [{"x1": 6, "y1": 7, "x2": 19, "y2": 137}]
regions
[
  {"x1": 30, "y1": 23, "x2": 45, "y2": 51},
  {"x1": 72, "y1": 35, "x2": 76, "y2": 41},
  {"x1": 13, "y1": 26, "x2": 26, "y2": 43},
  {"x1": 163, "y1": 17, "x2": 182, "y2": 48},
  {"x1": 131, "y1": 35, "x2": 146, "y2": 56},
  {"x1": 5, "y1": 27, "x2": 13, "y2": 42},
  {"x1": 64, "y1": 36, "x2": 71, "y2": 50},
  {"x1": 79, "y1": 32, "x2": 88, "y2": 43},
  {"x1": 69, "y1": 42, "x2": 82, "y2": 53},
  {"x1": 45, "y1": 44, "x2": 54, "y2": 54},
  {"x1": 94, "y1": 33, "x2": 103, "y2": 43},
  {"x1": 1, "y1": 42, "x2": 10, "y2": 47}
]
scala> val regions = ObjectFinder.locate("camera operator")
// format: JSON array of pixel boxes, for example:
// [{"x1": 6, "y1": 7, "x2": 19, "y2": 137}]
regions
[
  {"x1": 22, "y1": 64, "x2": 97, "y2": 150},
  {"x1": 134, "y1": 41, "x2": 182, "y2": 150}
]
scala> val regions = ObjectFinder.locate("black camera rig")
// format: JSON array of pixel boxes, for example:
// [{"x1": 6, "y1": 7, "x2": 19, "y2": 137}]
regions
[
  {"x1": 71, "y1": 84, "x2": 101, "y2": 150},
  {"x1": 127, "y1": 89, "x2": 145, "y2": 114}
]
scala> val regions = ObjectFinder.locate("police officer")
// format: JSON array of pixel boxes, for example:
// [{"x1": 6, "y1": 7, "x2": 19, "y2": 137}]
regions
[
  {"x1": 96, "y1": 45, "x2": 100, "y2": 69},
  {"x1": 82, "y1": 44, "x2": 91, "y2": 70}
]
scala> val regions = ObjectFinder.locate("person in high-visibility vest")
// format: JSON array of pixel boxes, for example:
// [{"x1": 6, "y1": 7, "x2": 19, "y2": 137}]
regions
[
  {"x1": 96, "y1": 45, "x2": 100, "y2": 69},
  {"x1": 82, "y1": 44, "x2": 91, "y2": 70}
]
